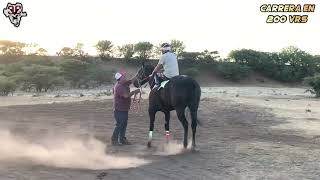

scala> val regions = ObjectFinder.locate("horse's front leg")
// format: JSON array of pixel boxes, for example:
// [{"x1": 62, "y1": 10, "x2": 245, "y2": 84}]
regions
[
  {"x1": 147, "y1": 108, "x2": 156, "y2": 148},
  {"x1": 164, "y1": 111, "x2": 170, "y2": 144}
]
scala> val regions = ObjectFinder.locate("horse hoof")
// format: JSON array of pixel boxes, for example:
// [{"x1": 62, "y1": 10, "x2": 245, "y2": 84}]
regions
[
  {"x1": 181, "y1": 147, "x2": 189, "y2": 153},
  {"x1": 191, "y1": 147, "x2": 200, "y2": 153},
  {"x1": 147, "y1": 142, "x2": 152, "y2": 148}
]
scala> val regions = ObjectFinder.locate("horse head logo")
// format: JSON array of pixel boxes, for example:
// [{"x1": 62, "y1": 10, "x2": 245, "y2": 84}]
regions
[{"x1": 3, "y1": 2, "x2": 27, "y2": 27}]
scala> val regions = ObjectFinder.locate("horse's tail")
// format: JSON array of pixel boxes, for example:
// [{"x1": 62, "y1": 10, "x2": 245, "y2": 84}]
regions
[{"x1": 188, "y1": 80, "x2": 202, "y2": 126}]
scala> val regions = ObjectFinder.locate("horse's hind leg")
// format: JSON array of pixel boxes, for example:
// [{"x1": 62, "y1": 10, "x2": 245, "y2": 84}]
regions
[
  {"x1": 164, "y1": 111, "x2": 170, "y2": 144},
  {"x1": 176, "y1": 108, "x2": 188, "y2": 148},
  {"x1": 190, "y1": 110, "x2": 198, "y2": 150}
]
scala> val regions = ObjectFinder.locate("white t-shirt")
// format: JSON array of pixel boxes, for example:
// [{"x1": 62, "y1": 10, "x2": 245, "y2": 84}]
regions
[{"x1": 158, "y1": 52, "x2": 179, "y2": 78}]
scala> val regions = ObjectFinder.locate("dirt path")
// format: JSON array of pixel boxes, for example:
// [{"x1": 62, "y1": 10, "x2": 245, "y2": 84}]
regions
[{"x1": 0, "y1": 98, "x2": 320, "y2": 180}]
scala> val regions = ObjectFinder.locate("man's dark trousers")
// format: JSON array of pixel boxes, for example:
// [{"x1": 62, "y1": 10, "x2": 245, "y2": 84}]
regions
[{"x1": 112, "y1": 110, "x2": 128, "y2": 142}]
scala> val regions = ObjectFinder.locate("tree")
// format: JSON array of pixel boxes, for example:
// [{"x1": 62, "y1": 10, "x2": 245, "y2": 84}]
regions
[
  {"x1": 0, "y1": 40, "x2": 26, "y2": 56},
  {"x1": 24, "y1": 43, "x2": 39, "y2": 55},
  {"x1": 304, "y1": 74, "x2": 320, "y2": 98},
  {"x1": 314, "y1": 55, "x2": 320, "y2": 72},
  {"x1": 278, "y1": 46, "x2": 316, "y2": 82},
  {"x1": 95, "y1": 40, "x2": 113, "y2": 59},
  {"x1": 151, "y1": 45, "x2": 162, "y2": 59},
  {"x1": 57, "y1": 47, "x2": 75, "y2": 57},
  {"x1": 170, "y1": 40, "x2": 185, "y2": 59},
  {"x1": 279, "y1": 46, "x2": 309, "y2": 66},
  {"x1": 229, "y1": 47, "x2": 318, "y2": 82},
  {"x1": 118, "y1": 44, "x2": 134, "y2": 59},
  {"x1": 199, "y1": 50, "x2": 220, "y2": 61},
  {"x1": 229, "y1": 49, "x2": 269, "y2": 67},
  {"x1": 180, "y1": 52, "x2": 202, "y2": 61},
  {"x1": 23, "y1": 44, "x2": 48, "y2": 56},
  {"x1": 35, "y1": 48, "x2": 48, "y2": 56},
  {"x1": 73, "y1": 43, "x2": 88, "y2": 59},
  {"x1": 134, "y1": 42, "x2": 153, "y2": 60}
]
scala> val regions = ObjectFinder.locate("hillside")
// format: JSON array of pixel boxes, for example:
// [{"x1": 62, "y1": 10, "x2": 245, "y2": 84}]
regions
[
  {"x1": 91, "y1": 59, "x2": 293, "y2": 88},
  {"x1": 0, "y1": 58, "x2": 294, "y2": 88}
]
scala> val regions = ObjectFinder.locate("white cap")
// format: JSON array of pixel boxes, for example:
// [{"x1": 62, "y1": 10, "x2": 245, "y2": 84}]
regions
[{"x1": 115, "y1": 72, "x2": 122, "y2": 80}]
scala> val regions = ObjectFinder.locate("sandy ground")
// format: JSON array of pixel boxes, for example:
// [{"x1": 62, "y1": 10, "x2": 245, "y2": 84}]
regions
[{"x1": 0, "y1": 86, "x2": 320, "y2": 180}]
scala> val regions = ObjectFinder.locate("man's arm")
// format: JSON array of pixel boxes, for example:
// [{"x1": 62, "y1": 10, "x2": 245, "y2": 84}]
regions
[
  {"x1": 151, "y1": 64, "x2": 163, "y2": 76},
  {"x1": 121, "y1": 89, "x2": 140, "y2": 98},
  {"x1": 151, "y1": 55, "x2": 165, "y2": 76}
]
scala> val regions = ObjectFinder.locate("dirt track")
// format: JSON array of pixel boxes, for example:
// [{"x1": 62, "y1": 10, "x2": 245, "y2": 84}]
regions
[{"x1": 0, "y1": 97, "x2": 320, "y2": 180}]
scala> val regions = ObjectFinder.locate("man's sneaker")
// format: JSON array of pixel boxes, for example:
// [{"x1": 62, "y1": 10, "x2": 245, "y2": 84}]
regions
[
  {"x1": 111, "y1": 138, "x2": 120, "y2": 146},
  {"x1": 120, "y1": 137, "x2": 132, "y2": 145}
]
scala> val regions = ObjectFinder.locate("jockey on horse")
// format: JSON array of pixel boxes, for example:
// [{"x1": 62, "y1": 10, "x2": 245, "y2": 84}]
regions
[
  {"x1": 133, "y1": 42, "x2": 201, "y2": 151},
  {"x1": 150, "y1": 43, "x2": 179, "y2": 89}
]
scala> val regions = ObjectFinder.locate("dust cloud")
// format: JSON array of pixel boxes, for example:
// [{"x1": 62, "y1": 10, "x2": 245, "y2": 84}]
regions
[
  {"x1": 0, "y1": 130, "x2": 149, "y2": 170},
  {"x1": 154, "y1": 140, "x2": 191, "y2": 156}
]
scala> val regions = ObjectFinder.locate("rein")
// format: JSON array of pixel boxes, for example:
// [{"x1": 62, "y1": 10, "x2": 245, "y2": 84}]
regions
[
  {"x1": 131, "y1": 78, "x2": 142, "y2": 113},
  {"x1": 131, "y1": 67, "x2": 150, "y2": 113}
]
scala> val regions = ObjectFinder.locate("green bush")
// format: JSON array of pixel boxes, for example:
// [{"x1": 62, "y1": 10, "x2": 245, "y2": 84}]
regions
[
  {"x1": 304, "y1": 74, "x2": 320, "y2": 97},
  {"x1": 20, "y1": 56, "x2": 55, "y2": 66},
  {"x1": 217, "y1": 62, "x2": 251, "y2": 81},
  {"x1": 59, "y1": 59, "x2": 89, "y2": 88},
  {"x1": 59, "y1": 59, "x2": 114, "y2": 88},
  {"x1": 182, "y1": 67, "x2": 200, "y2": 78},
  {"x1": 229, "y1": 47, "x2": 319, "y2": 83},
  {"x1": 88, "y1": 65, "x2": 113, "y2": 86},
  {"x1": 4, "y1": 62, "x2": 24, "y2": 76},
  {"x1": 13, "y1": 65, "x2": 63, "y2": 92},
  {"x1": 0, "y1": 77, "x2": 16, "y2": 96},
  {"x1": 0, "y1": 64, "x2": 5, "y2": 76}
]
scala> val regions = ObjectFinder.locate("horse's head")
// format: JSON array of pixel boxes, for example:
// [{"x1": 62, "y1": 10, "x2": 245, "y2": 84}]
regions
[{"x1": 133, "y1": 62, "x2": 154, "y2": 88}]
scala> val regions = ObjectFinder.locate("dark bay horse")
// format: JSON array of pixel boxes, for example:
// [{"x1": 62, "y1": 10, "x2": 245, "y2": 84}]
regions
[{"x1": 133, "y1": 63, "x2": 201, "y2": 150}]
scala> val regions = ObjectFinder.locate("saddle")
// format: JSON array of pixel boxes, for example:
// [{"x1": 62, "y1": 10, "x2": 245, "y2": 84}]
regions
[
  {"x1": 154, "y1": 75, "x2": 187, "y2": 91},
  {"x1": 152, "y1": 80, "x2": 170, "y2": 91}
]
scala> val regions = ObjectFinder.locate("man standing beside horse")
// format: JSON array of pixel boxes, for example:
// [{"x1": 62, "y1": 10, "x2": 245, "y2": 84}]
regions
[{"x1": 112, "y1": 71, "x2": 140, "y2": 146}]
